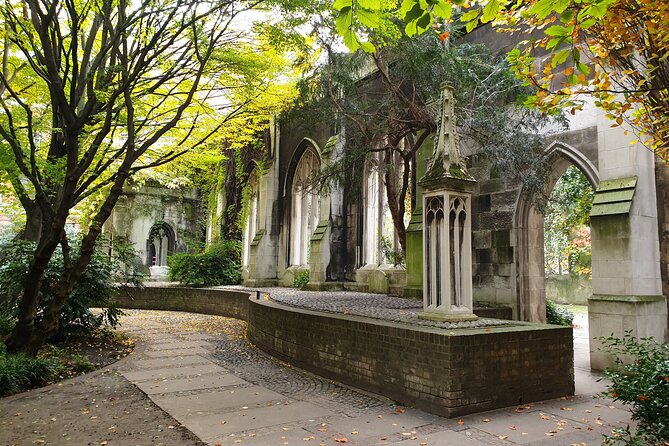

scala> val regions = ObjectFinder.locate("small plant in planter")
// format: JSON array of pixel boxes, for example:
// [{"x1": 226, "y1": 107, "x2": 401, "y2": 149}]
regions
[
  {"x1": 599, "y1": 332, "x2": 669, "y2": 445},
  {"x1": 293, "y1": 270, "x2": 310, "y2": 290}
]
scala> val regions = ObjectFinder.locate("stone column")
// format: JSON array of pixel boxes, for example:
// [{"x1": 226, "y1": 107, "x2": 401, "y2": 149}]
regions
[
  {"x1": 588, "y1": 111, "x2": 668, "y2": 370},
  {"x1": 245, "y1": 117, "x2": 281, "y2": 287},
  {"x1": 418, "y1": 83, "x2": 478, "y2": 322}
]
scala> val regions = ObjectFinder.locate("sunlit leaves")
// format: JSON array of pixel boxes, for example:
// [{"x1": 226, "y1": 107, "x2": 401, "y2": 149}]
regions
[{"x1": 330, "y1": 0, "x2": 669, "y2": 160}]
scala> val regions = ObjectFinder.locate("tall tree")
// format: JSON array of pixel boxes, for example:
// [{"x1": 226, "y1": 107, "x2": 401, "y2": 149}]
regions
[
  {"x1": 0, "y1": 0, "x2": 281, "y2": 354},
  {"x1": 331, "y1": 0, "x2": 669, "y2": 161}
]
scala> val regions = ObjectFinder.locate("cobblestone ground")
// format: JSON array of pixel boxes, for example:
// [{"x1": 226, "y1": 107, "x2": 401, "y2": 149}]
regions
[
  {"x1": 209, "y1": 322, "x2": 390, "y2": 414},
  {"x1": 222, "y1": 286, "x2": 510, "y2": 329}
]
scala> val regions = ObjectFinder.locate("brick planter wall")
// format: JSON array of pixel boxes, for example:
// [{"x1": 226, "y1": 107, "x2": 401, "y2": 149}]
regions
[
  {"x1": 114, "y1": 286, "x2": 251, "y2": 321},
  {"x1": 247, "y1": 298, "x2": 574, "y2": 418}
]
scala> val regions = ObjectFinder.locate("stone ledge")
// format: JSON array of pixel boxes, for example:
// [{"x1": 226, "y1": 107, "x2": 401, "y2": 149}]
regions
[{"x1": 589, "y1": 294, "x2": 665, "y2": 303}]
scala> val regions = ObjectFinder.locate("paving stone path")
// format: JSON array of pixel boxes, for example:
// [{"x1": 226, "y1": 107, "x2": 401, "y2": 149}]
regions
[{"x1": 117, "y1": 308, "x2": 632, "y2": 446}]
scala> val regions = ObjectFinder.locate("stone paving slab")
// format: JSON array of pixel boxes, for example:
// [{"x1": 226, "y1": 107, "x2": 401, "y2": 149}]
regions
[
  {"x1": 389, "y1": 429, "x2": 487, "y2": 445},
  {"x1": 215, "y1": 427, "x2": 327, "y2": 445},
  {"x1": 153, "y1": 386, "x2": 290, "y2": 417},
  {"x1": 191, "y1": 401, "x2": 335, "y2": 443},
  {"x1": 145, "y1": 340, "x2": 210, "y2": 351},
  {"x1": 123, "y1": 363, "x2": 224, "y2": 381},
  {"x1": 304, "y1": 410, "x2": 437, "y2": 439},
  {"x1": 135, "y1": 372, "x2": 247, "y2": 395},
  {"x1": 129, "y1": 354, "x2": 212, "y2": 369},
  {"x1": 142, "y1": 346, "x2": 210, "y2": 358}
]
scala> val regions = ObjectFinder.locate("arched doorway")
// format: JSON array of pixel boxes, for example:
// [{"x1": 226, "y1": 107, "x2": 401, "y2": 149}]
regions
[
  {"x1": 147, "y1": 222, "x2": 176, "y2": 267},
  {"x1": 516, "y1": 142, "x2": 599, "y2": 322}
]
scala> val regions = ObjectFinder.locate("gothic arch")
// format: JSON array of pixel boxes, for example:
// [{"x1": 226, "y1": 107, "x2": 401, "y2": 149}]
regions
[
  {"x1": 285, "y1": 141, "x2": 321, "y2": 267},
  {"x1": 515, "y1": 141, "x2": 600, "y2": 322},
  {"x1": 146, "y1": 222, "x2": 176, "y2": 267},
  {"x1": 282, "y1": 138, "x2": 322, "y2": 198}
]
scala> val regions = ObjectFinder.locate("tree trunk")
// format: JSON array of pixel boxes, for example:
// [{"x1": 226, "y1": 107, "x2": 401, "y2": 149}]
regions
[
  {"x1": 22, "y1": 203, "x2": 42, "y2": 242},
  {"x1": 384, "y1": 152, "x2": 408, "y2": 256},
  {"x1": 4, "y1": 229, "x2": 62, "y2": 356},
  {"x1": 4, "y1": 168, "x2": 132, "y2": 356}
]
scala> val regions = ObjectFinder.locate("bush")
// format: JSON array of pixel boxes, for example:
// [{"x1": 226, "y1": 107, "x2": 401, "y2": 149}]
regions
[
  {"x1": 545, "y1": 299, "x2": 574, "y2": 326},
  {"x1": 0, "y1": 238, "x2": 142, "y2": 340},
  {"x1": 0, "y1": 344, "x2": 63, "y2": 396},
  {"x1": 168, "y1": 240, "x2": 241, "y2": 286},
  {"x1": 600, "y1": 333, "x2": 669, "y2": 446},
  {"x1": 293, "y1": 270, "x2": 310, "y2": 289}
]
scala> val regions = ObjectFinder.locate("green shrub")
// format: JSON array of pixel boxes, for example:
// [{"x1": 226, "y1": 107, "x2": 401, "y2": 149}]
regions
[
  {"x1": 168, "y1": 240, "x2": 241, "y2": 286},
  {"x1": 379, "y1": 235, "x2": 405, "y2": 267},
  {"x1": 0, "y1": 344, "x2": 63, "y2": 396},
  {"x1": 545, "y1": 299, "x2": 574, "y2": 326},
  {"x1": 0, "y1": 312, "x2": 14, "y2": 338},
  {"x1": 293, "y1": 270, "x2": 310, "y2": 289},
  {"x1": 0, "y1": 238, "x2": 141, "y2": 340},
  {"x1": 600, "y1": 333, "x2": 669, "y2": 446}
]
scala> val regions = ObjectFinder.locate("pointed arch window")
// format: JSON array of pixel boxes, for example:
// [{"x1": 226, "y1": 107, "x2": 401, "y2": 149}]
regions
[{"x1": 290, "y1": 149, "x2": 320, "y2": 266}]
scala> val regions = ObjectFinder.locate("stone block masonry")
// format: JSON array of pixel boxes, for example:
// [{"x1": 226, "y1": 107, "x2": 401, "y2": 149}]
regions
[{"x1": 115, "y1": 286, "x2": 574, "y2": 418}]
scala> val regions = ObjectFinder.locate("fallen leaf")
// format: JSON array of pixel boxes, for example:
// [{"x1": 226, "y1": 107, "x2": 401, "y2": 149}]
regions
[
  {"x1": 508, "y1": 425, "x2": 517, "y2": 430},
  {"x1": 334, "y1": 437, "x2": 348, "y2": 443},
  {"x1": 498, "y1": 435, "x2": 508, "y2": 440},
  {"x1": 457, "y1": 419, "x2": 465, "y2": 425},
  {"x1": 351, "y1": 431, "x2": 358, "y2": 435},
  {"x1": 395, "y1": 407, "x2": 405, "y2": 414}
]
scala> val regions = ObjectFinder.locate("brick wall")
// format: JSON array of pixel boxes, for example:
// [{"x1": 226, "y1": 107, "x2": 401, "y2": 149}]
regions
[
  {"x1": 113, "y1": 286, "x2": 251, "y2": 321},
  {"x1": 247, "y1": 298, "x2": 574, "y2": 418}
]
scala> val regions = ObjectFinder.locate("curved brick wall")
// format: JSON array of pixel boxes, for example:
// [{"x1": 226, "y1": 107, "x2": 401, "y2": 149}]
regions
[
  {"x1": 115, "y1": 286, "x2": 574, "y2": 418},
  {"x1": 114, "y1": 286, "x2": 252, "y2": 321}
]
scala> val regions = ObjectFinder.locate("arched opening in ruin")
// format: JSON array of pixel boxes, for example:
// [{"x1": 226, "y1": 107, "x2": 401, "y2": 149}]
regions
[
  {"x1": 286, "y1": 144, "x2": 321, "y2": 267},
  {"x1": 146, "y1": 222, "x2": 176, "y2": 267},
  {"x1": 516, "y1": 142, "x2": 599, "y2": 323}
]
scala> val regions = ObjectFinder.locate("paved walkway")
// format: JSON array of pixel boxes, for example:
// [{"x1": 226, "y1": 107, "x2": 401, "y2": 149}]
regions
[{"x1": 115, "y1": 303, "x2": 631, "y2": 446}]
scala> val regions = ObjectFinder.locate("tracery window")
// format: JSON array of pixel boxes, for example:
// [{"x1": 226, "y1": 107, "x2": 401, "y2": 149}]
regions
[{"x1": 290, "y1": 149, "x2": 320, "y2": 266}]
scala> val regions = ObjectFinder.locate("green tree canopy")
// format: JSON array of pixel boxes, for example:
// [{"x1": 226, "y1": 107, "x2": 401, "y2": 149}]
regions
[{"x1": 0, "y1": 0, "x2": 308, "y2": 355}]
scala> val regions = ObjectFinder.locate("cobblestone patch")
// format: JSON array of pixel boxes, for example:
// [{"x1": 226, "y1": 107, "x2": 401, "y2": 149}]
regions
[
  {"x1": 210, "y1": 322, "x2": 392, "y2": 415},
  {"x1": 227, "y1": 287, "x2": 511, "y2": 329}
]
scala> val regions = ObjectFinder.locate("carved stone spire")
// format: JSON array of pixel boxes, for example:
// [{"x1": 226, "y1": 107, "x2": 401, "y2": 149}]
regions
[{"x1": 424, "y1": 82, "x2": 471, "y2": 182}]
